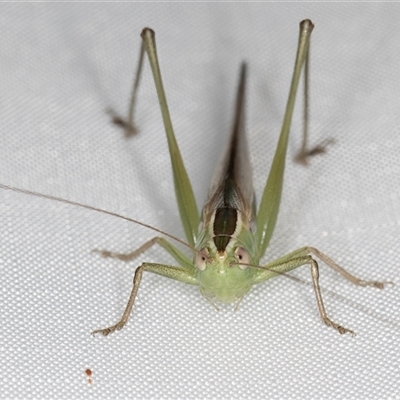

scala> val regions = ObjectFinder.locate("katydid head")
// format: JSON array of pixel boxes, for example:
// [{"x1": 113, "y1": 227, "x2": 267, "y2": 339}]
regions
[{"x1": 194, "y1": 242, "x2": 255, "y2": 304}]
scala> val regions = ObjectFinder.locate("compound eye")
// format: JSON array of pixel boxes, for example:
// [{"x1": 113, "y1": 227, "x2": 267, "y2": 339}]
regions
[
  {"x1": 235, "y1": 247, "x2": 250, "y2": 270},
  {"x1": 195, "y1": 249, "x2": 208, "y2": 271}
]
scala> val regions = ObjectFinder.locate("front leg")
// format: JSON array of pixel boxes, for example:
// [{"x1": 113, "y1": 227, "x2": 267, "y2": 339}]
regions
[
  {"x1": 254, "y1": 254, "x2": 355, "y2": 335},
  {"x1": 92, "y1": 262, "x2": 198, "y2": 336}
]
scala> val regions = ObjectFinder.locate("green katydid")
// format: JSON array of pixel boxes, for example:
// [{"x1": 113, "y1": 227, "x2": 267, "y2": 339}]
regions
[
  {"x1": 0, "y1": 20, "x2": 391, "y2": 337},
  {"x1": 93, "y1": 19, "x2": 390, "y2": 336}
]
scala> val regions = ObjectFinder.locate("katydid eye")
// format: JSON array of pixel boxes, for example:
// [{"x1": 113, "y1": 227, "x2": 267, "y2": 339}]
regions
[
  {"x1": 235, "y1": 247, "x2": 250, "y2": 269},
  {"x1": 195, "y1": 249, "x2": 208, "y2": 271}
]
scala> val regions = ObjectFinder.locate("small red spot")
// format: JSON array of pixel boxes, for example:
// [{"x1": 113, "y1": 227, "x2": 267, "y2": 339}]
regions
[{"x1": 85, "y1": 369, "x2": 93, "y2": 385}]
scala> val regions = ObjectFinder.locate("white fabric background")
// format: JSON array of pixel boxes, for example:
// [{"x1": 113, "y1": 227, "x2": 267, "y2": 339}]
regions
[{"x1": 0, "y1": 3, "x2": 399, "y2": 399}]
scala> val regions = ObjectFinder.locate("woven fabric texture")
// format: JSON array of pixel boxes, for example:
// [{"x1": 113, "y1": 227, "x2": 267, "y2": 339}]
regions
[{"x1": 0, "y1": 4, "x2": 399, "y2": 399}]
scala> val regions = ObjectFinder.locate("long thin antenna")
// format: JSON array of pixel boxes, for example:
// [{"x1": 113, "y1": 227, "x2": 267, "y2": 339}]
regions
[{"x1": 0, "y1": 183, "x2": 195, "y2": 253}]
